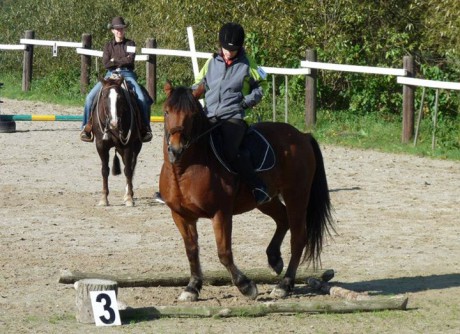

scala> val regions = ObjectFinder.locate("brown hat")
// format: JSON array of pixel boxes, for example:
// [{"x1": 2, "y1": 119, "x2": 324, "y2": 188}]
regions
[{"x1": 107, "y1": 16, "x2": 129, "y2": 29}]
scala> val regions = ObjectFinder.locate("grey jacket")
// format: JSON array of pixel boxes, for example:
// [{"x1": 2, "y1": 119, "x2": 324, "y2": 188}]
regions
[{"x1": 193, "y1": 48, "x2": 267, "y2": 119}]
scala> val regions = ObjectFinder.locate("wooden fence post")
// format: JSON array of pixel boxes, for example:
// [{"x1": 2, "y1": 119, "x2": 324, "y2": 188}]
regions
[
  {"x1": 22, "y1": 30, "x2": 34, "y2": 92},
  {"x1": 402, "y1": 56, "x2": 415, "y2": 143},
  {"x1": 305, "y1": 49, "x2": 317, "y2": 128},
  {"x1": 146, "y1": 38, "x2": 157, "y2": 103},
  {"x1": 80, "y1": 34, "x2": 92, "y2": 95}
]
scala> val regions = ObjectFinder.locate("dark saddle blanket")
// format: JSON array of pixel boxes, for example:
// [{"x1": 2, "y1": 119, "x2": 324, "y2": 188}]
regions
[{"x1": 210, "y1": 126, "x2": 276, "y2": 174}]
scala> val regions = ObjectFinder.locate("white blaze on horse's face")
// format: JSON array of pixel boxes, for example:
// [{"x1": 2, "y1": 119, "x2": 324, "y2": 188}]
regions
[{"x1": 109, "y1": 88, "x2": 118, "y2": 128}]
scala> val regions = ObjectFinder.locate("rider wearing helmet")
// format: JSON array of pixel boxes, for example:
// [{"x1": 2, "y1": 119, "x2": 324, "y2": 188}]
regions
[{"x1": 192, "y1": 22, "x2": 270, "y2": 205}]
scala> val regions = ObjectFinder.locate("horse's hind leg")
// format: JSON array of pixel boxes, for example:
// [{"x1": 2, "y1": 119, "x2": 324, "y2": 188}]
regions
[
  {"x1": 270, "y1": 193, "x2": 309, "y2": 298},
  {"x1": 97, "y1": 148, "x2": 110, "y2": 206},
  {"x1": 257, "y1": 197, "x2": 289, "y2": 275},
  {"x1": 122, "y1": 149, "x2": 136, "y2": 207}
]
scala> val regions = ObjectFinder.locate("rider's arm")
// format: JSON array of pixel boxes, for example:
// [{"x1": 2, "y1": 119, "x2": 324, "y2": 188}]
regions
[
  {"x1": 102, "y1": 41, "x2": 114, "y2": 70},
  {"x1": 115, "y1": 39, "x2": 136, "y2": 69},
  {"x1": 102, "y1": 39, "x2": 136, "y2": 70},
  {"x1": 241, "y1": 55, "x2": 267, "y2": 108},
  {"x1": 192, "y1": 57, "x2": 212, "y2": 90}
]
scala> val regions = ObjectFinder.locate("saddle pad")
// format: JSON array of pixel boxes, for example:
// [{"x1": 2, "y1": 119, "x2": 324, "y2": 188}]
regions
[{"x1": 210, "y1": 126, "x2": 276, "y2": 174}]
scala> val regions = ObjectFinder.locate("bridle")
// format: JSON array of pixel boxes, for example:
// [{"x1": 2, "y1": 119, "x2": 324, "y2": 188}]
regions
[
  {"x1": 95, "y1": 78, "x2": 135, "y2": 145},
  {"x1": 165, "y1": 107, "x2": 241, "y2": 153}
]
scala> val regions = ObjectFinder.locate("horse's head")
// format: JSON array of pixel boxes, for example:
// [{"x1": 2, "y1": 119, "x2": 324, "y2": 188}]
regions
[
  {"x1": 99, "y1": 77, "x2": 128, "y2": 131},
  {"x1": 163, "y1": 81, "x2": 205, "y2": 163}
]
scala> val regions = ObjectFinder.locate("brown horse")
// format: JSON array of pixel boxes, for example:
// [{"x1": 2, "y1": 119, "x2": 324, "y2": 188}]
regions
[
  {"x1": 91, "y1": 75, "x2": 143, "y2": 207},
  {"x1": 159, "y1": 82, "x2": 334, "y2": 301}
]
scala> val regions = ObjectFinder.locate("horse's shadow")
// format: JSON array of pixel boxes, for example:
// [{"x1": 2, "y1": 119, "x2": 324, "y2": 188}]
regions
[
  {"x1": 329, "y1": 186, "x2": 361, "y2": 193},
  {"x1": 335, "y1": 273, "x2": 460, "y2": 295},
  {"x1": 7, "y1": 128, "x2": 77, "y2": 133}
]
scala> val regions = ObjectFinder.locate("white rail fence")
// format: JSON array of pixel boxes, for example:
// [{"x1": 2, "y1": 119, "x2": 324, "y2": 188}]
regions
[
  {"x1": 301, "y1": 60, "x2": 407, "y2": 76},
  {"x1": 1, "y1": 27, "x2": 458, "y2": 145},
  {"x1": 397, "y1": 77, "x2": 460, "y2": 149}
]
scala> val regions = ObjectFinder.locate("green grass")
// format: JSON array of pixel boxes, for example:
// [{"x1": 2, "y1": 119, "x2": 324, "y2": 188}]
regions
[
  {"x1": 313, "y1": 109, "x2": 460, "y2": 160},
  {"x1": 1, "y1": 72, "x2": 84, "y2": 107},
  {"x1": 1, "y1": 74, "x2": 459, "y2": 161}
]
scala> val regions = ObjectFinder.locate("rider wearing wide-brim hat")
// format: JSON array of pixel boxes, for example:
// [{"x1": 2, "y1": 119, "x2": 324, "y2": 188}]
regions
[
  {"x1": 107, "y1": 16, "x2": 129, "y2": 29},
  {"x1": 80, "y1": 16, "x2": 153, "y2": 143}
]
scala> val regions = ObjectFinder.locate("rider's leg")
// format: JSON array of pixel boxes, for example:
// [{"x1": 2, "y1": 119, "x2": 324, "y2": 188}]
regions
[
  {"x1": 80, "y1": 81, "x2": 102, "y2": 142},
  {"x1": 220, "y1": 119, "x2": 270, "y2": 205},
  {"x1": 230, "y1": 148, "x2": 270, "y2": 205},
  {"x1": 218, "y1": 118, "x2": 246, "y2": 163}
]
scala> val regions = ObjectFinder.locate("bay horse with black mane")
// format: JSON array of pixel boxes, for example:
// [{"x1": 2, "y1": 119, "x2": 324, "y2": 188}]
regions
[
  {"x1": 159, "y1": 82, "x2": 334, "y2": 301},
  {"x1": 91, "y1": 74, "x2": 143, "y2": 207}
]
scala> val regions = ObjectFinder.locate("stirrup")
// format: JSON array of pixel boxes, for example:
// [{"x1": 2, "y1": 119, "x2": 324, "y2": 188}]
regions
[
  {"x1": 253, "y1": 187, "x2": 270, "y2": 205},
  {"x1": 80, "y1": 130, "x2": 93, "y2": 142},
  {"x1": 142, "y1": 131, "x2": 153, "y2": 143}
]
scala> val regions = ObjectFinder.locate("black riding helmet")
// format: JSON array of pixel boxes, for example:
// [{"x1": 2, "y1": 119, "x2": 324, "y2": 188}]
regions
[{"x1": 219, "y1": 22, "x2": 245, "y2": 51}]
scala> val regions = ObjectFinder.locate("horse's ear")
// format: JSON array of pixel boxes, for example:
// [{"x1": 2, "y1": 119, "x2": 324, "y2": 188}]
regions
[
  {"x1": 164, "y1": 81, "x2": 173, "y2": 97},
  {"x1": 192, "y1": 83, "x2": 205, "y2": 99}
]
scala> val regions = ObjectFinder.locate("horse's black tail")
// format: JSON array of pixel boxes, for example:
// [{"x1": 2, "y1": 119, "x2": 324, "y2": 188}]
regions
[
  {"x1": 112, "y1": 152, "x2": 121, "y2": 176},
  {"x1": 303, "y1": 135, "x2": 335, "y2": 267}
]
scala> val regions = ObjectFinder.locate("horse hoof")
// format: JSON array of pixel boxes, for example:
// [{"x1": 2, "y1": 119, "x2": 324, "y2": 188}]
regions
[
  {"x1": 270, "y1": 286, "x2": 288, "y2": 298},
  {"x1": 97, "y1": 200, "x2": 109, "y2": 206},
  {"x1": 125, "y1": 200, "x2": 134, "y2": 207},
  {"x1": 271, "y1": 258, "x2": 284, "y2": 275},
  {"x1": 240, "y1": 281, "x2": 258, "y2": 300},
  {"x1": 178, "y1": 290, "x2": 198, "y2": 302}
]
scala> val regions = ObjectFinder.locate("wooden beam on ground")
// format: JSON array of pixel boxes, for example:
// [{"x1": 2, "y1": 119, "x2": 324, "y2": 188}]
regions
[
  {"x1": 59, "y1": 268, "x2": 335, "y2": 287},
  {"x1": 307, "y1": 277, "x2": 371, "y2": 300},
  {"x1": 119, "y1": 295, "x2": 408, "y2": 319}
]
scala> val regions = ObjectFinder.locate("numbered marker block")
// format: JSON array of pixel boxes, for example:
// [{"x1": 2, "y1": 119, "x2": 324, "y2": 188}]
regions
[
  {"x1": 90, "y1": 290, "x2": 121, "y2": 326},
  {"x1": 75, "y1": 278, "x2": 119, "y2": 324}
]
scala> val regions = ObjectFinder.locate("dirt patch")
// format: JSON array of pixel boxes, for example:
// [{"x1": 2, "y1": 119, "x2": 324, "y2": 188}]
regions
[{"x1": 0, "y1": 98, "x2": 459, "y2": 333}]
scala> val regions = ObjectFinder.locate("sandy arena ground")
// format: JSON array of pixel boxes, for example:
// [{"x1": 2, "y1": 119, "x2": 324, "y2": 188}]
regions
[{"x1": 0, "y1": 98, "x2": 459, "y2": 333}]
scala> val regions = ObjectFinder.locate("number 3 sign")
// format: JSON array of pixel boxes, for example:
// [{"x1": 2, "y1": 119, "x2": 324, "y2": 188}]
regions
[{"x1": 89, "y1": 290, "x2": 121, "y2": 326}]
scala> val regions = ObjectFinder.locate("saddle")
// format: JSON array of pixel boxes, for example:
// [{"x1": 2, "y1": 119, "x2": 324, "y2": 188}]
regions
[
  {"x1": 210, "y1": 126, "x2": 276, "y2": 174},
  {"x1": 91, "y1": 73, "x2": 152, "y2": 111},
  {"x1": 89, "y1": 76, "x2": 143, "y2": 129}
]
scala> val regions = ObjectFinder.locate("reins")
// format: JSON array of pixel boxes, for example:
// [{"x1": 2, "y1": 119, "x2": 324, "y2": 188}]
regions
[
  {"x1": 119, "y1": 80, "x2": 135, "y2": 145},
  {"x1": 178, "y1": 108, "x2": 242, "y2": 150},
  {"x1": 95, "y1": 79, "x2": 135, "y2": 145}
]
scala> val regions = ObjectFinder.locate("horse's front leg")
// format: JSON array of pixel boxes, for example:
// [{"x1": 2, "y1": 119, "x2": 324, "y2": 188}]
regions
[
  {"x1": 122, "y1": 150, "x2": 136, "y2": 207},
  {"x1": 172, "y1": 212, "x2": 202, "y2": 302},
  {"x1": 212, "y1": 212, "x2": 258, "y2": 300},
  {"x1": 97, "y1": 148, "x2": 110, "y2": 206}
]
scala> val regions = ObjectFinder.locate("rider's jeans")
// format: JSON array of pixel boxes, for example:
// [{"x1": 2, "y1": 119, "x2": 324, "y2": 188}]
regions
[{"x1": 82, "y1": 70, "x2": 151, "y2": 128}]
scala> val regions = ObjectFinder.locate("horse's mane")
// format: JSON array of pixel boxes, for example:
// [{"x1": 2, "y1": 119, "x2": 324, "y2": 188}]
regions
[
  {"x1": 167, "y1": 86, "x2": 200, "y2": 111},
  {"x1": 167, "y1": 85, "x2": 209, "y2": 129},
  {"x1": 163, "y1": 83, "x2": 212, "y2": 147}
]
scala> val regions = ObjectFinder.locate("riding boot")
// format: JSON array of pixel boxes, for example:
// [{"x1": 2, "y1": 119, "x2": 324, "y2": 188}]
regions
[
  {"x1": 230, "y1": 149, "x2": 270, "y2": 205},
  {"x1": 137, "y1": 104, "x2": 152, "y2": 142},
  {"x1": 141, "y1": 124, "x2": 152, "y2": 142},
  {"x1": 80, "y1": 121, "x2": 93, "y2": 142}
]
